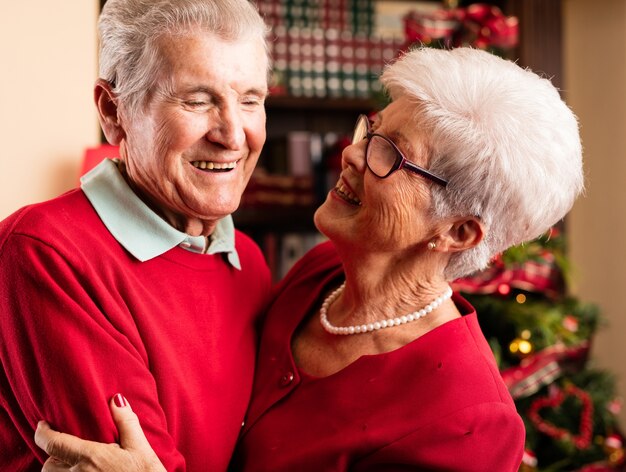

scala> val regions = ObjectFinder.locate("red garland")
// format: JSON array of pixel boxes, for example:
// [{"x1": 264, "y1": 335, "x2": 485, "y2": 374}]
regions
[
  {"x1": 528, "y1": 384, "x2": 594, "y2": 449},
  {"x1": 404, "y1": 3, "x2": 519, "y2": 51},
  {"x1": 451, "y1": 249, "x2": 562, "y2": 298}
]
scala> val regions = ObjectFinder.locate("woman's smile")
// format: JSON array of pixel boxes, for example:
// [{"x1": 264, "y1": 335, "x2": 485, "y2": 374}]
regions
[{"x1": 333, "y1": 180, "x2": 361, "y2": 206}]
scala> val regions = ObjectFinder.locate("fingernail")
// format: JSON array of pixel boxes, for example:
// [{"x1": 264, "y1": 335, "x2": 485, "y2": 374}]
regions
[{"x1": 113, "y1": 393, "x2": 127, "y2": 408}]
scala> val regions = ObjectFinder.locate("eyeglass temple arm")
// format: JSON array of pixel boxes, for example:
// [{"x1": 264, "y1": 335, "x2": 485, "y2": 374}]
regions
[{"x1": 403, "y1": 161, "x2": 448, "y2": 187}]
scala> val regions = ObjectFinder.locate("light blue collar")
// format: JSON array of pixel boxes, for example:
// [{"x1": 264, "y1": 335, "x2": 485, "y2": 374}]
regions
[{"x1": 80, "y1": 159, "x2": 241, "y2": 269}]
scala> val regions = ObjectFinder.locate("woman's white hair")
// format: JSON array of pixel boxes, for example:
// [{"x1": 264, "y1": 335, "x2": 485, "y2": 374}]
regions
[
  {"x1": 381, "y1": 47, "x2": 584, "y2": 280},
  {"x1": 98, "y1": 0, "x2": 269, "y2": 115}
]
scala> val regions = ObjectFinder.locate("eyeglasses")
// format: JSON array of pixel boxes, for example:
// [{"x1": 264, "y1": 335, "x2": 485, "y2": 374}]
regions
[{"x1": 352, "y1": 114, "x2": 448, "y2": 187}]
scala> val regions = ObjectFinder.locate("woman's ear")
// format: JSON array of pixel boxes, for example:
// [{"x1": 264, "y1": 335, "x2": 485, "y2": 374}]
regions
[
  {"x1": 94, "y1": 78, "x2": 125, "y2": 145},
  {"x1": 436, "y1": 217, "x2": 484, "y2": 253}
]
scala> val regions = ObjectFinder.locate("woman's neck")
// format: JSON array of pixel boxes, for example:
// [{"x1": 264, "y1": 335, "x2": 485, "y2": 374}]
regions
[{"x1": 335, "y1": 247, "x2": 451, "y2": 322}]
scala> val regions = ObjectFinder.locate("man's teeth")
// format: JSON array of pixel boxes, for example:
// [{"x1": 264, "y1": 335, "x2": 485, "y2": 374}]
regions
[
  {"x1": 191, "y1": 160, "x2": 237, "y2": 170},
  {"x1": 335, "y1": 183, "x2": 362, "y2": 205}
]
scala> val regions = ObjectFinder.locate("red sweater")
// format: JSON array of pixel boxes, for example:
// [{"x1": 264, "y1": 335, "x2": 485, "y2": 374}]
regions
[
  {"x1": 232, "y1": 241, "x2": 525, "y2": 471},
  {"x1": 0, "y1": 189, "x2": 271, "y2": 471}
]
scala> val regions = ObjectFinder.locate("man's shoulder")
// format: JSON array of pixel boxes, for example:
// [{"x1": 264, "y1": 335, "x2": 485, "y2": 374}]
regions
[
  {"x1": 0, "y1": 189, "x2": 97, "y2": 248},
  {"x1": 2, "y1": 188, "x2": 89, "y2": 226}
]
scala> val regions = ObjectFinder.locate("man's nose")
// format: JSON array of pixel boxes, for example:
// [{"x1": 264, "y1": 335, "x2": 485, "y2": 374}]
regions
[{"x1": 206, "y1": 104, "x2": 245, "y2": 150}]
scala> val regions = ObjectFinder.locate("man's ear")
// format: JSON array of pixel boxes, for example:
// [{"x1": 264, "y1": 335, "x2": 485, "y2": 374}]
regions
[
  {"x1": 436, "y1": 217, "x2": 484, "y2": 253},
  {"x1": 94, "y1": 79, "x2": 125, "y2": 145}
]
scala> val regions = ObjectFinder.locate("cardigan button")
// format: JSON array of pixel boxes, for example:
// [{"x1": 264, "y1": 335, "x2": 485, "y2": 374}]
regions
[{"x1": 280, "y1": 371, "x2": 294, "y2": 387}]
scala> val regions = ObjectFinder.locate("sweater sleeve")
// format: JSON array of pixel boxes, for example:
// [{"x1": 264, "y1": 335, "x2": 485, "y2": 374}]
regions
[
  {"x1": 352, "y1": 402, "x2": 525, "y2": 472},
  {"x1": 0, "y1": 232, "x2": 186, "y2": 471}
]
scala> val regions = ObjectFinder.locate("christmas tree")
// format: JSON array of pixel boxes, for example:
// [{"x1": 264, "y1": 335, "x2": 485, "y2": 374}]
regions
[{"x1": 452, "y1": 228, "x2": 625, "y2": 471}]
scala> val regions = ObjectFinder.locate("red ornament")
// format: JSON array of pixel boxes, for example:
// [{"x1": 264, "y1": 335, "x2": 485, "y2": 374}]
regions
[
  {"x1": 562, "y1": 315, "x2": 579, "y2": 332},
  {"x1": 601, "y1": 433, "x2": 625, "y2": 467},
  {"x1": 607, "y1": 398, "x2": 622, "y2": 415},
  {"x1": 497, "y1": 283, "x2": 511, "y2": 295}
]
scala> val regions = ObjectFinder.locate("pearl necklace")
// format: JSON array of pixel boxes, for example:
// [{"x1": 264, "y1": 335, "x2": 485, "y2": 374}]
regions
[{"x1": 319, "y1": 282, "x2": 453, "y2": 335}]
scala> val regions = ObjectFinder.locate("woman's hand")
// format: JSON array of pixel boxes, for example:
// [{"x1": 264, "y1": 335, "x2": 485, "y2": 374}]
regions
[{"x1": 35, "y1": 394, "x2": 166, "y2": 472}]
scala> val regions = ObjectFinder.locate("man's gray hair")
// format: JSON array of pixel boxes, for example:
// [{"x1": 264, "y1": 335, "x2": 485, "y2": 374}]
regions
[{"x1": 98, "y1": 0, "x2": 269, "y2": 115}]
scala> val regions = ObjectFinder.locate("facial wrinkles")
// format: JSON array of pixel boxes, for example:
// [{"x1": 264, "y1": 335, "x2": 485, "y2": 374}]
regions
[
  {"x1": 152, "y1": 115, "x2": 180, "y2": 192},
  {"x1": 124, "y1": 109, "x2": 178, "y2": 210},
  {"x1": 369, "y1": 170, "x2": 432, "y2": 248}
]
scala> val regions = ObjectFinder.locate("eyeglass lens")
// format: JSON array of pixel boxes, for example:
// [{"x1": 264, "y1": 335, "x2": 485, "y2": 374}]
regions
[
  {"x1": 367, "y1": 136, "x2": 400, "y2": 177},
  {"x1": 352, "y1": 116, "x2": 395, "y2": 177}
]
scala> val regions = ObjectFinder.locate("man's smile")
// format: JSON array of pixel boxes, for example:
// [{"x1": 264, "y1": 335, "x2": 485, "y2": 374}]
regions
[{"x1": 191, "y1": 160, "x2": 239, "y2": 172}]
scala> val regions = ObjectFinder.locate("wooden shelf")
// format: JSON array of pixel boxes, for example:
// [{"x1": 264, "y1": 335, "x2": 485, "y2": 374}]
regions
[{"x1": 266, "y1": 95, "x2": 379, "y2": 112}]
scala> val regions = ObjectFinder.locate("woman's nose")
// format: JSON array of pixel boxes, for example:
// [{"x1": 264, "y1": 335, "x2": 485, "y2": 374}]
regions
[{"x1": 341, "y1": 139, "x2": 367, "y2": 173}]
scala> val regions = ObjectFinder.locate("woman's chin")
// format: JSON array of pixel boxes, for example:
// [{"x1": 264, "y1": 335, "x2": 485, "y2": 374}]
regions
[
  {"x1": 313, "y1": 205, "x2": 345, "y2": 245},
  {"x1": 312, "y1": 205, "x2": 326, "y2": 235}
]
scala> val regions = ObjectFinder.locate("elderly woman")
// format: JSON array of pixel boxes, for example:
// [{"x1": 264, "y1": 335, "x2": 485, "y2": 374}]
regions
[{"x1": 36, "y1": 47, "x2": 583, "y2": 471}]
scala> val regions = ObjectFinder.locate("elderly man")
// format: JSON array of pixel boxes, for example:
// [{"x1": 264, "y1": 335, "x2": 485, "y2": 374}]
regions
[{"x1": 0, "y1": 1, "x2": 271, "y2": 470}]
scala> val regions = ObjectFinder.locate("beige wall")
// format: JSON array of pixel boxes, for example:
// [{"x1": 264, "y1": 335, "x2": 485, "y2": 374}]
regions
[
  {"x1": 0, "y1": 1, "x2": 100, "y2": 220},
  {"x1": 565, "y1": 0, "x2": 626, "y2": 426}
]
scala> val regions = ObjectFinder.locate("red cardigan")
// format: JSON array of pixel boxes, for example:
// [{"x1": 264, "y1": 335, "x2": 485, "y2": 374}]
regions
[
  {"x1": 0, "y1": 189, "x2": 271, "y2": 472},
  {"x1": 232, "y1": 241, "x2": 525, "y2": 471}
]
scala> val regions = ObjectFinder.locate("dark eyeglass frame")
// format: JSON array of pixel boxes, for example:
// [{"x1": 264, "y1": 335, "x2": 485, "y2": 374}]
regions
[{"x1": 353, "y1": 114, "x2": 448, "y2": 188}]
